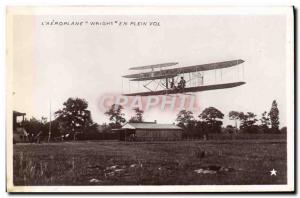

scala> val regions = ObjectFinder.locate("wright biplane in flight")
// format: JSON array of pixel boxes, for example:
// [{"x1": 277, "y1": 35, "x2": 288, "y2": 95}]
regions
[{"x1": 122, "y1": 59, "x2": 245, "y2": 96}]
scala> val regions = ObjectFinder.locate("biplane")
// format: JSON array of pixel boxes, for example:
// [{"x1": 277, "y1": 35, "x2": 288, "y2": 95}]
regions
[{"x1": 122, "y1": 59, "x2": 245, "y2": 96}]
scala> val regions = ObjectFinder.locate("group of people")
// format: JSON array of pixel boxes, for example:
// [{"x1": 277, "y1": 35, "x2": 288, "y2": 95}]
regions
[{"x1": 170, "y1": 77, "x2": 186, "y2": 90}]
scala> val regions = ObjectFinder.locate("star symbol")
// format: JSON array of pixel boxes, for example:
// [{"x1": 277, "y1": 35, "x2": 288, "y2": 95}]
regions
[{"x1": 270, "y1": 169, "x2": 277, "y2": 176}]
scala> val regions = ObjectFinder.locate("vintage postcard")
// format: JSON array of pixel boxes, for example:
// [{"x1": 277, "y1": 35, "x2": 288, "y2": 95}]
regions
[{"x1": 6, "y1": 6, "x2": 294, "y2": 192}]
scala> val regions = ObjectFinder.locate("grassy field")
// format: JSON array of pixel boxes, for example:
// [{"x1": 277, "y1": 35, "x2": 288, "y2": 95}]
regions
[{"x1": 13, "y1": 139, "x2": 287, "y2": 185}]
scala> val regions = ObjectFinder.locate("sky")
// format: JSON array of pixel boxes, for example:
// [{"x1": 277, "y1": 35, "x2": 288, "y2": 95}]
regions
[{"x1": 11, "y1": 12, "x2": 289, "y2": 127}]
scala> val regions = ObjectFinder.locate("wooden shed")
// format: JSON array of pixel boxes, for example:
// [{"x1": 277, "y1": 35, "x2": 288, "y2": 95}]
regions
[
  {"x1": 118, "y1": 122, "x2": 183, "y2": 141},
  {"x1": 13, "y1": 110, "x2": 28, "y2": 143}
]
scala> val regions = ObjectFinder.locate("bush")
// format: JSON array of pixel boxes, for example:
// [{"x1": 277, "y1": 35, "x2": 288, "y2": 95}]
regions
[
  {"x1": 240, "y1": 125, "x2": 262, "y2": 134},
  {"x1": 280, "y1": 127, "x2": 287, "y2": 134}
]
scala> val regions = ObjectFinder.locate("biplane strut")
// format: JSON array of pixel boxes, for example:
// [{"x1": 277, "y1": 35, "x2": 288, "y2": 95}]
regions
[{"x1": 122, "y1": 59, "x2": 246, "y2": 96}]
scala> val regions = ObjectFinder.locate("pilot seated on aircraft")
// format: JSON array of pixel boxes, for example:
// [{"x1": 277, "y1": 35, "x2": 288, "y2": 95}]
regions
[
  {"x1": 170, "y1": 78, "x2": 175, "y2": 89},
  {"x1": 178, "y1": 77, "x2": 186, "y2": 90}
]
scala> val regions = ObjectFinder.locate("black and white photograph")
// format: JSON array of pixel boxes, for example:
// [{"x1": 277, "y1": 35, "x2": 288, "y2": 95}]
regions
[{"x1": 6, "y1": 6, "x2": 294, "y2": 192}]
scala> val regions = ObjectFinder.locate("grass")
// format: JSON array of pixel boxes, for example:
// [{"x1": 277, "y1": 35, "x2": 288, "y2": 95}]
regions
[{"x1": 13, "y1": 138, "x2": 287, "y2": 185}]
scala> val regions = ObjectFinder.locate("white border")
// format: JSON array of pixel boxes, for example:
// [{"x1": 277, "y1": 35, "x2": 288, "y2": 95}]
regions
[{"x1": 6, "y1": 6, "x2": 295, "y2": 193}]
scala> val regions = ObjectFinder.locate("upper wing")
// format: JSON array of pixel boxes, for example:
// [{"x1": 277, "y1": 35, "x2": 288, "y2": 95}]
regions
[
  {"x1": 123, "y1": 59, "x2": 245, "y2": 79},
  {"x1": 129, "y1": 62, "x2": 178, "y2": 70}
]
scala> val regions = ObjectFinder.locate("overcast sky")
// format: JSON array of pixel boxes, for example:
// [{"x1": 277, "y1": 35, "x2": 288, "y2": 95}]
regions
[{"x1": 12, "y1": 13, "x2": 289, "y2": 127}]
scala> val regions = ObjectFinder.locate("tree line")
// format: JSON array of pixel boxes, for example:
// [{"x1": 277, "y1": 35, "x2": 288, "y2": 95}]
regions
[
  {"x1": 175, "y1": 100, "x2": 281, "y2": 139},
  {"x1": 21, "y1": 98, "x2": 283, "y2": 142},
  {"x1": 21, "y1": 98, "x2": 143, "y2": 142}
]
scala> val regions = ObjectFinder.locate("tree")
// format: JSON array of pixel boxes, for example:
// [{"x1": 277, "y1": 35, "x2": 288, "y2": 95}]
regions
[
  {"x1": 129, "y1": 108, "x2": 144, "y2": 123},
  {"x1": 176, "y1": 109, "x2": 194, "y2": 128},
  {"x1": 260, "y1": 111, "x2": 271, "y2": 133},
  {"x1": 41, "y1": 116, "x2": 47, "y2": 124},
  {"x1": 194, "y1": 120, "x2": 209, "y2": 139},
  {"x1": 22, "y1": 117, "x2": 59, "y2": 143},
  {"x1": 175, "y1": 109, "x2": 197, "y2": 139},
  {"x1": 239, "y1": 112, "x2": 257, "y2": 128},
  {"x1": 55, "y1": 97, "x2": 93, "y2": 140},
  {"x1": 199, "y1": 107, "x2": 224, "y2": 133},
  {"x1": 23, "y1": 117, "x2": 43, "y2": 135},
  {"x1": 269, "y1": 100, "x2": 280, "y2": 132},
  {"x1": 229, "y1": 111, "x2": 241, "y2": 132},
  {"x1": 23, "y1": 117, "x2": 46, "y2": 142},
  {"x1": 42, "y1": 119, "x2": 61, "y2": 141},
  {"x1": 225, "y1": 125, "x2": 235, "y2": 134},
  {"x1": 239, "y1": 112, "x2": 258, "y2": 133},
  {"x1": 104, "y1": 104, "x2": 126, "y2": 129},
  {"x1": 199, "y1": 107, "x2": 224, "y2": 123}
]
